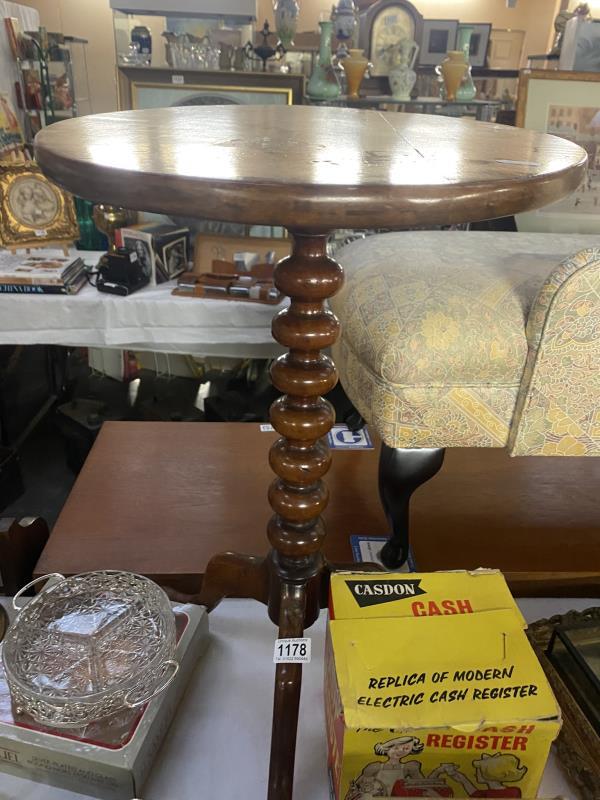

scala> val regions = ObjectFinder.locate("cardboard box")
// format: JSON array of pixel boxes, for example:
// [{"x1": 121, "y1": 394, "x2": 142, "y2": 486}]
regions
[
  {"x1": 0, "y1": 602, "x2": 208, "y2": 799},
  {"x1": 325, "y1": 571, "x2": 560, "y2": 799},
  {"x1": 117, "y1": 224, "x2": 190, "y2": 285}
]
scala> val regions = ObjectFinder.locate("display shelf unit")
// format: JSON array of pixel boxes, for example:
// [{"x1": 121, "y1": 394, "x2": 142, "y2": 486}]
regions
[{"x1": 15, "y1": 32, "x2": 90, "y2": 144}]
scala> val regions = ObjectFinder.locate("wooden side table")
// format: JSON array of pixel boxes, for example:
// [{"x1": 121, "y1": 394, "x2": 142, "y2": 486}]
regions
[{"x1": 35, "y1": 105, "x2": 586, "y2": 800}]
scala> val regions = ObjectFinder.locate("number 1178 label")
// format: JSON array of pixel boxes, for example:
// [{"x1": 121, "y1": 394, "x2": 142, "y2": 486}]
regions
[{"x1": 273, "y1": 637, "x2": 311, "y2": 663}]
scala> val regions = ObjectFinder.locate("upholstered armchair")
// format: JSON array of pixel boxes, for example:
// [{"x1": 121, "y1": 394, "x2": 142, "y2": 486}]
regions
[{"x1": 330, "y1": 231, "x2": 600, "y2": 568}]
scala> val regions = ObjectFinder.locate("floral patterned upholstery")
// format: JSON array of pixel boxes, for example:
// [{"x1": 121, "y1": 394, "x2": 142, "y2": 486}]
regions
[
  {"x1": 510, "y1": 248, "x2": 600, "y2": 456},
  {"x1": 331, "y1": 231, "x2": 600, "y2": 454}
]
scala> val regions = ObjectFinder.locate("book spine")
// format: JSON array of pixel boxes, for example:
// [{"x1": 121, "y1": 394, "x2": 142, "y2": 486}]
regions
[{"x1": 0, "y1": 284, "x2": 70, "y2": 294}]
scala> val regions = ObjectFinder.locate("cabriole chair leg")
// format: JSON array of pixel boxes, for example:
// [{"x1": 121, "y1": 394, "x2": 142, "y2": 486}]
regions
[{"x1": 378, "y1": 445, "x2": 446, "y2": 569}]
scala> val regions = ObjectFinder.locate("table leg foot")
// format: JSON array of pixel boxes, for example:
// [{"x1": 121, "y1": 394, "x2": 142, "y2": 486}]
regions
[{"x1": 164, "y1": 552, "x2": 269, "y2": 611}]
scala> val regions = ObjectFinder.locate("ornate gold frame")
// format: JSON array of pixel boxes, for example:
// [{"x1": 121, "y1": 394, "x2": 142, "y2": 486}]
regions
[
  {"x1": 527, "y1": 606, "x2": 600, "y2": 800},
  {"x1": 130, "y1": 81, "x2": 293, "y2": 109},
  {"x1": 116, "y1": 67, "x2": 306, "y2": 111},
  {"x1": 0, "y1": 161, "x2": 78, "y2": 248}
]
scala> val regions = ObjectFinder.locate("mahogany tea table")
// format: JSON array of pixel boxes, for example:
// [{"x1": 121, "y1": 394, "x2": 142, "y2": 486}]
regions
[{"x1": 35, "y1": 106, "x2": 586, "y2": 800}]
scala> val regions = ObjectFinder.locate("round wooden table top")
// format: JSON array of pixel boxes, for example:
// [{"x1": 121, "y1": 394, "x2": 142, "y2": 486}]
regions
[{"x1": 35, "y1": 105, "x2": 587, "y2": 230}]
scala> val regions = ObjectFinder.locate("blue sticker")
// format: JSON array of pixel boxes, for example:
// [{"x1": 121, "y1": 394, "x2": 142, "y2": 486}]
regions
[
  {"x1": 328, "y1": 425, "x2": 373, "y2": 449},
  {"x1": 349, "y1": 535, "x2": 417, "y2": 572}
]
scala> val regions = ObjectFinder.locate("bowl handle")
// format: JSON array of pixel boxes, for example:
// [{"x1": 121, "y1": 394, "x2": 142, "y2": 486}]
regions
[
  {"x1": 12, "y1": 573, "x2": 66, "y2": 611},
  {"x1": 124, "y1": 659, "x2": 179, "y2": 709}
]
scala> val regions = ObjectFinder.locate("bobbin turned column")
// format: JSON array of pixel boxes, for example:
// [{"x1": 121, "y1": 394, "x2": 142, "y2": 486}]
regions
[
  {"x1": 266, "y1": 230, "x2": 343, "y2": 800},
  {"x1": 267, "y1": 230, "x2": 343, "y2": 625}
]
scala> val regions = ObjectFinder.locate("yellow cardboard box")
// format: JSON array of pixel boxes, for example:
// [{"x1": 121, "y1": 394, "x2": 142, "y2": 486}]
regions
[{"x1": 325, "y1": 571, "x2": 560, "y2": 800}]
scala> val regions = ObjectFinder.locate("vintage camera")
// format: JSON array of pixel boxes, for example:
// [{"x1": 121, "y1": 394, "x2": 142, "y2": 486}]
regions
[{"x1": 96, "y1": 247, "x2": 150, "y2": 296}]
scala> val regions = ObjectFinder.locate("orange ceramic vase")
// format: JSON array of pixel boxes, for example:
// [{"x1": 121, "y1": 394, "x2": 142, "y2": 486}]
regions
[
  {"x1": 342, "y1": 48, "x2": 368, "y2": 99},
  {"x1": 440, "y1": 50, "x2": 467, "y2": 101}
]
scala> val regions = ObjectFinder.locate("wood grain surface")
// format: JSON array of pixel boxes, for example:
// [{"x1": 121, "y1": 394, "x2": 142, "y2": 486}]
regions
[
  {"x1": 34, "y1": 106, "x2": 587, "y2": 229},
  {"x1": 34, "y1": 422, "x2": 600, "y2": 595}
]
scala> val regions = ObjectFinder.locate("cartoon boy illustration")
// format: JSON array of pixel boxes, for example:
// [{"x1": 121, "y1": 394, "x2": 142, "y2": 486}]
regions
[
  {"x1": 445, "y1": 753, "x2": 527, "y2": 798},
  {"x1": 346, "y1": 736, "x2": 455, "y2": 798}
]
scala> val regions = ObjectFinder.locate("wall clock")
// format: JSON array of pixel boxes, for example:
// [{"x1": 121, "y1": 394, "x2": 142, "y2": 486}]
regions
[{"x1": 359, "y1": 0, "x2": 423, "y2": 76}]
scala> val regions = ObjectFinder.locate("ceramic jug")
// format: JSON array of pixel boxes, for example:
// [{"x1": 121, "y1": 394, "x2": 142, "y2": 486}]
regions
[
  {"x1": 437, "y1": 50, "x2": 467, "y2": 102},
  {"x1": 388, "y1": 38, "x2": 419, "y2": 101},
  {"x1": 307, "y1": 20, "x2": 341, "y2": 101},
  {"x1": 342, "y1": 48, "x2": 369, "y2": 99}
]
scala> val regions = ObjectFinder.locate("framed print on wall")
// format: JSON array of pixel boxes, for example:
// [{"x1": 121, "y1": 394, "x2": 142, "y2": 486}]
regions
[
  {"x1": 419, "y1": 20, "x2": 458, "y2": 66},
  {"x1": 117, "y1": 67, "x2": 305, "y2": 110},
  {"x1": 132, "y1": 83, "x2": 293, "y2": 110},
  {"x1": 460, "y1": 22, "x2": 491, "y2": 68},
  {"x1": 516, "y1": 69, "x2": 600, "y2": 234}
]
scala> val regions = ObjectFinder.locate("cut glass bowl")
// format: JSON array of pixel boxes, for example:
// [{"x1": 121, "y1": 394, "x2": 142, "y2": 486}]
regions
[{"x1": 2, "y1": 571, "x2": 177, "y2": 728}]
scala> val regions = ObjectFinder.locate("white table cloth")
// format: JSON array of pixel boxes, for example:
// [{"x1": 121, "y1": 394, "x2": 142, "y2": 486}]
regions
[
  {"x1": 0, "y1": 253, "x2": 285, "y2": 359},
  {"x1": 0, "y1": 597, "x2": 590, "y2": 800}
]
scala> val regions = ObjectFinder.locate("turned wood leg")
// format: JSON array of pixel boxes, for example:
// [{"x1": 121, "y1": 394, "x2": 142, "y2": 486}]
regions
[
  {"x1": 378, "y1": 444, "x2": 445, "y2": 569},
  {"x1": 268, "y1": 582, "x2": 306, "y2": 799},
  {"x1": 0, "y1": 517, "x2": 50, "y2": 595},
  {"x1": 266, "y1": 229, "x2": 342, "y2": 800}
]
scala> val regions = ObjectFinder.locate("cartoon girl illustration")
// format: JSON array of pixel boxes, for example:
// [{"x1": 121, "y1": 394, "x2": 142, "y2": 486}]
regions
[
  {"x1": 346, "y1": 736, "x2": 454, "y2": 798},
  {"x1": 445, "y1": 753, "x2": 527, "y2": 798}
]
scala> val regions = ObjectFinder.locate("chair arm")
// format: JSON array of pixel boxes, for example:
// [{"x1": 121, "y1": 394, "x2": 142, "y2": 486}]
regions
[{"x1": 509, "y1": 248, "x2": 600, "y2": 456}]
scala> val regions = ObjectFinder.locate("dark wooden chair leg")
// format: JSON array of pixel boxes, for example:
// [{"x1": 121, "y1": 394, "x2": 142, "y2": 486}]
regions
[
  {"x1": 378, "y1": 445, "x2": 445, "y2": 569},
  {"x1": 0, "y1": 516, "x2": 50, "y2": 595}
]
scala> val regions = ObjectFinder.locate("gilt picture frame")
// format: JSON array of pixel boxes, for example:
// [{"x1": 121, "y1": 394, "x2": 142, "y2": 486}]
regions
[
  {"x1": 516, "y1": 69, "x2": 600, "y2": 233},
  {"x1": 117, "y1": 67, "x2": 304, "y2": 110},
  {"x1": 527, "y1": 607, "x2": 600, "y2": 800},
  {"x1": 0, "y1": 162, "x2": 78, "y2": 249}
]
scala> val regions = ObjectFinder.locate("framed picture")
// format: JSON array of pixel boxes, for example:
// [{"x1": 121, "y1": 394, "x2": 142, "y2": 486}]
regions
[
  {"x1": 419, "y1": 20, "x2": 458, "y2": 66},
  {"x1": 527, "y1": 607, "x2": 600, "y2": 800},
  {"x1": 0, "y1": 161, "x2": 78, "y2": 249},
  {"x1": 358, "y1": 0, "x2": 423, "y2": 76},
  {"x1": 160, "y1": 236, "x2": 187, "y2": 280},
  {"x1": 460, "y1": 23, "x2": 492, "y2": 68},
  {"x1": 516, "y1": 69, "x2": 600, "y2": 233},
  {"x1": 121, "y1": 231, "x2": 154, "y2": 284},
  {"x1": 120, "y1": 226, "x2": 189, "y2": 285},
  {"x1": 117, "y1": 67, "x2": 305, "y2": 110}
]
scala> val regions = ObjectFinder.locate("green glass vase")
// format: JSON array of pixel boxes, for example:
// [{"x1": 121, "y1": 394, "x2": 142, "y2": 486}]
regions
[
  {"x1": 307, "y1": 20, "x2": 341, "y2": 101},
  {"x1": 455, "y1": 25, "x2": 477, "y2": 102}
]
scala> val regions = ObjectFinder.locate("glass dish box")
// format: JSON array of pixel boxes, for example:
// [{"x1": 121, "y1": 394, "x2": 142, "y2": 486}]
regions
[{"x1": 0, "y1": 601, "x2": 209, "y2": 800}]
